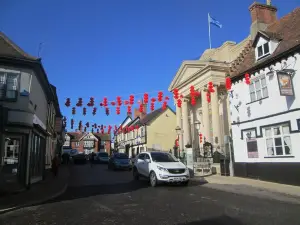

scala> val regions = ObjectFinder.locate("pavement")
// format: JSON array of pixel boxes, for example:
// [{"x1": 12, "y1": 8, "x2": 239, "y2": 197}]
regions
[
  {"x1": 0, "y1": 165, "x2": 70, "y2": 214},
  {"x1": 0, "y1": 163, "x2": 300, "y2": 224},
  {"x1": 192, "y1": 175, "x2": 300, "y2": 204}
]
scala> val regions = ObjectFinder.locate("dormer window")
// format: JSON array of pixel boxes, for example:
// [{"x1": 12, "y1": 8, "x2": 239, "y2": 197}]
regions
[{"x1": 257, "y1": 42, "x2": 270, "y2": 59}]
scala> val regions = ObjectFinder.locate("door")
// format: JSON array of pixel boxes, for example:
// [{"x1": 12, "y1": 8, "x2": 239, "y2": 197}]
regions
[
  {"x1": 142, "y1": 154, "x2": 151, "y2": 175},
  {"x1": 2, "y1": 135, "x2": 25, "y2": 188},
  {"x1": 137, "y1": 153, "x2": 146, "y2": 176}
]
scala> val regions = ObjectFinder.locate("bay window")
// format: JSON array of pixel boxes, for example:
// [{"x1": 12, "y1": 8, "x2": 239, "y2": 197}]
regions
[
  {"x1": 0, "y1": 72, "x2": 19, "y2": 100},
  {"x1": 264, "y1": 124, "x2": 292, "y2": 156}
]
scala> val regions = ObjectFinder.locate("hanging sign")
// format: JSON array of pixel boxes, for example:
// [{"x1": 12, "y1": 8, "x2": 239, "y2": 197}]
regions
[{"x1": 277, "y1": 73, "x2": 294, "y2": 96}]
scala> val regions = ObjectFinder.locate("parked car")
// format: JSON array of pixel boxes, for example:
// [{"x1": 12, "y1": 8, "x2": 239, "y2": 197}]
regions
[
  {"x1": 72, "y1": 152, "x2": 87, "y2": 164},
  {"x1": 96, "y1": 152, "x2": 110, "y2": 164},
  {"x1": 108, "y1": 153, "x2": 132, "y2": 171},
  {"x1": 132, "y1": 151, "x2": 190, "y2": 187}
]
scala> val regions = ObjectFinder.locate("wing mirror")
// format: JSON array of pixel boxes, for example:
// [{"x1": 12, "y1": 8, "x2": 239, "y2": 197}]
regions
[{"x1": 144, "y1": 159, "x2": 151, "y2": 163}]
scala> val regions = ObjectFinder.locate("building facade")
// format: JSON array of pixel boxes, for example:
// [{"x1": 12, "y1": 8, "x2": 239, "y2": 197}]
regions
[
  {"x1": 0, "y1": 32, "x2": 64, "y2": 192},
  {"x1": 229, "y1": 2, "x2": 300, "y2": 185},
  {"x1": 115, "y1": 106, "x2": 177, "y2": 157},
  {"x1": 63, "y1": 132, "x2": 111, "y2": 155},
  {"x1": 168, "y1": 38, "x2": 250, "y2": 160}
]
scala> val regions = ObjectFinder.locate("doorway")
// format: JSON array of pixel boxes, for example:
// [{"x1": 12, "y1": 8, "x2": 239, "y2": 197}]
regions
[{"x1": 1, "y1": 135, "x2": 27, "y2": 191}]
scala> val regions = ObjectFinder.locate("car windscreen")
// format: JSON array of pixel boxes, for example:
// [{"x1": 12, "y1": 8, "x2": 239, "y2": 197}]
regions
[
  {"x1": 150, "y1": 153, "x2": 177, "y2": 162},
  {"x1": 115, "y1": 153, "x2": 128, "y2": 159},
  {"x1": 99, "y1": 153, "x2": 108, "y2": 157}
]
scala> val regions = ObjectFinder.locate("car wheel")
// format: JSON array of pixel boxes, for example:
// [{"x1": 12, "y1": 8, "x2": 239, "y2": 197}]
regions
[
  {"x1": 133, "y1": 168, "x2": 139, "y2": 180},
  {"x1": 182, "y1": 181, "x2": 189, "y2": 186},
  {"x1": 150, "y1": 171, "x2": 158, "y2": 187}
]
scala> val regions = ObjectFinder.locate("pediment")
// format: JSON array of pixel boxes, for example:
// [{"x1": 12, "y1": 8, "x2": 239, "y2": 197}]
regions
[{"x1": 169, "y1": 61, "x2": 207, "y2": 91}]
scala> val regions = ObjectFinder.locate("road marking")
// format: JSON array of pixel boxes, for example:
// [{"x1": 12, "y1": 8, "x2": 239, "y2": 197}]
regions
[
  {"x1": 92, "y1": 200, "x2": 114, "y2": 213},
  {"x1": 124, "y1": 204, "x2": 139, "y2": 207},
  {"x1": 201, "y1": 196, "x2": 211, "y2": 200}
]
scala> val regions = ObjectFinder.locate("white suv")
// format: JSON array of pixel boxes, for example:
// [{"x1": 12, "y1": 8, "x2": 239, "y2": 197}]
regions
[{"x1": 133, "y1": 151, "x2": 190, "y2": 187}]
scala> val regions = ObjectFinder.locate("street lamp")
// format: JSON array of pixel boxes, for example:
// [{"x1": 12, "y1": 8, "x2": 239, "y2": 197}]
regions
[
  {"x1": 194, "y1": 120, "x2": 201, "y2": 131},
  {"x1": 175, "y1": 126, "x2": 181, "y2": 135}
]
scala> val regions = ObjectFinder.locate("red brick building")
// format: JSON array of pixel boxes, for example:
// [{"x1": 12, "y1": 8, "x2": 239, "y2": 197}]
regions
[{"x1": 63, "y1": 131, "x2": 111, "y2": 155}]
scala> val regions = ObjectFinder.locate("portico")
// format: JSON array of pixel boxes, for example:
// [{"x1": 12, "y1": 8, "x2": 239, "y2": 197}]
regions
[{"x1": 169, "y1": 40, "x2": 250, "y2": 157}]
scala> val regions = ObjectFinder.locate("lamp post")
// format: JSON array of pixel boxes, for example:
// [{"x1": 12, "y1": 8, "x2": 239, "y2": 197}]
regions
[{"x1": 175, "y1": 126, "x2": 182, "y2": 158}]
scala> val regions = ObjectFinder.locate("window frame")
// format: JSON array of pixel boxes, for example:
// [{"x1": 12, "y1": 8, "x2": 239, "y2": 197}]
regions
[
  {"x1": 0, "y1": 71, "x2": 20, "y2": 101},
  {"x1": 263, "y1": 124, "x2": 292, "y2": 157},
  {"x1": 75, "y1": 142, "x2": 80, "y2": 147},
  {"x1": 257, "y1": 42, "x2": 270, "y2": 60},
  {"x1": 249, "y1": 75, "x2": 268, "y2": 102}
]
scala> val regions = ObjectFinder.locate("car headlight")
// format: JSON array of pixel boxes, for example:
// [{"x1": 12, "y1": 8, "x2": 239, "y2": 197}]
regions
[{"x1": 157, "y1": 166, "x2": 168, "y2": 172}]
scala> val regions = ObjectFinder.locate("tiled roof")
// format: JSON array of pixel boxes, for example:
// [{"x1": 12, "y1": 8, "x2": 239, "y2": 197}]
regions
[
  {"x1": 140, "y1": 106, "x2": 175, "y2": 125},
  {"x1": 93, "y1": 133, "x2": 111, "y2": 141},
  {"x1": 67, "y1": 132, "x2": 85, "y2": 141},
  {"x1": 0, "y1": 31, "x2": 38, "y2": 60},
  {"x1": 230, "y1": 7, "x2": 300, "y2": 79}
]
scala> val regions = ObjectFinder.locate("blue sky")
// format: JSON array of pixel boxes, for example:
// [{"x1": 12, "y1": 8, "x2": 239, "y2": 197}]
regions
[{"x1": 0, "y1": 0, "x2": 298, "y2": 131}]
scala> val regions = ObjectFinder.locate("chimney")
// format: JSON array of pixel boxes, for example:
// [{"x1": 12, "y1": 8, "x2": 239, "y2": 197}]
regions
[
  {"x1": 249, "y1": 1, "x2": 277, "y2": 40},
  {"x1": 134, "y1": 104, "x2": 147, "y2": 119}
]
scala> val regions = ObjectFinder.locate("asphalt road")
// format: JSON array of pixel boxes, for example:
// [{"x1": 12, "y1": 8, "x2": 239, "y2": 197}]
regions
[{"x1": 1, "y1": 163, "x2": 300, "y2": 225}]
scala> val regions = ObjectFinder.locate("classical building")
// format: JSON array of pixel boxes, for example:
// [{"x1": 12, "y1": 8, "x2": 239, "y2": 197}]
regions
[
  {"x1": 63, "y1": 132, "x2": 111, "y2": 155},
  {"x1": 0, "y1": 32, "x2": 64, "y2": 192},
  {"x1": 168, "y1": 37, "x2": 250, "y2": 158},
  {"x1": 115, "y1": 106, "x2": 177, "y2": 157},
  {"x1": 229, "y1": 2, "x2": 300, "y2": 185}
]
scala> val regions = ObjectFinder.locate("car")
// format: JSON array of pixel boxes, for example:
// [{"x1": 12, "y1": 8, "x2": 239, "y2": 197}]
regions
[
  {"x1": 132, "y1": 151, "x2": 190, "y2": 187},
  {"x1": 96, "y1": 152, "x2": 110, "y2": 164},
  {"x1": 72, "y1": 152, "x2": 87, "y2": 164},
  {"x1": 108, "y1": 153, "x2": 132, "y2": 171}
]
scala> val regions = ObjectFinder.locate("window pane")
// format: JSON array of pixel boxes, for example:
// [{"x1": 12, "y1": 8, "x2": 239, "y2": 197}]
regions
[
  {"x1": 284, "y1": 146, "x2": 291, "y2": 155},
  {"x1": 275, "y1": 146, "x2": 283, "y2": 155},
  {"x1": 258, "y1": 46, "x2": 263, "y2": 57},
  {"x1": 262, "y1": 87, "x2": 268, "y2": 98},
  {"x1": 255, "y1": 80, "x2": 261, "y2": 90},
  {"x1": 273, "y1": 127, "x2": 281, "y2": 135},
  {"x1": 256, "y1": 90, "x2": 262, "y2": 100},
  {"x1": 274, "y1": 137, "x2": 282, "y2": 146},
  {"x1": 250, "y1": 92, "x2": 256, "y2": 102},
  {"x1": 261, "y1": 77, "x2": 266, "y2": 86},
  {"x1": 282, "y1": 126, "x2": 289, "y2": 134},
  {"x1": 266, "y1": 138, "x2": 274, "y2": 156},
  {"x1": 249, "y1": 83, "x2": 255, "y2": 92},
  {"x1": 264, "y1": 43, "x2": 270, "y2": 54},
  {"x1": 0, "y1": 73, "x2": 5, "y2": 98},
  {"x1": 6, "y1": 74, "x2": 18, "y2": 99},
  {"x1": 265, "y1": 128, "x2": 272, "y2": 137}
]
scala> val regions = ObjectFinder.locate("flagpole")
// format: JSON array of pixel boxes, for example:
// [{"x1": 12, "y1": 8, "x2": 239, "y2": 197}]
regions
[{"x1": 208, "y1": 13, "x2": 212, "y2": 49}]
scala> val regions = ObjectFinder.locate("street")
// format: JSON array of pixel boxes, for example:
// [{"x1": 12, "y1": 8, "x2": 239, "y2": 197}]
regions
[{"x1": 1, "y1": 164, "x2": 300, "y2": 225}]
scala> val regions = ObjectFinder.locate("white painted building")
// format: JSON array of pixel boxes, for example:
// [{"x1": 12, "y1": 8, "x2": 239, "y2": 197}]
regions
[{"x1": 229, "y1": 2, "x2": 300, "y2": 185}]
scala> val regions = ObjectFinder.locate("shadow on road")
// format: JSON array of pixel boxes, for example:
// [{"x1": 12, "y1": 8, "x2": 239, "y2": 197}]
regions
[
  {"x1": 44, "y1": 180, "x2": 150, "y2": 204},
  {"x1": 178, "y1": 215, "x2": 244, "y2": 225}
]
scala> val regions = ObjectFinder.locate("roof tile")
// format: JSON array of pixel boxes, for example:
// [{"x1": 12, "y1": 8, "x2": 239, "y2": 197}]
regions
[{"x1": 231, "y1": 7, "x2": 300, "y2": 78}]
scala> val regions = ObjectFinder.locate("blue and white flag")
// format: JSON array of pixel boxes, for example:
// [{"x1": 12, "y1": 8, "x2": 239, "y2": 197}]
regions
[{"x1": 208, "y1": 14, "x2": 222, "y2": 28}]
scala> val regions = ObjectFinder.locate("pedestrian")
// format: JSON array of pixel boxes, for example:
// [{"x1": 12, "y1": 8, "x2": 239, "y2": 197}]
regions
[
  {"x1": 62, "y1": 152, "x2": 69, "y2": 165},
  {"x1": 51, "y1": 154, "x2": 60, "y2": 177},
  {"x1": 90, "y1": 152, "x2": 96, "y2": 168}
]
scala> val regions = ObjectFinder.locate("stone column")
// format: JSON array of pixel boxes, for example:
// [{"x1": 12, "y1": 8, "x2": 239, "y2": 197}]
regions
[
  {"x1": 201, "y1": 89, "x2": 210, "y2": 142},
  {"x1": 182, "y1": 99, "x2": 191, "y2": 147},
  {"x1": 211, "y1": 86, "x2": 222, "y2": 147},
  {"x1": 176, "y1": 104, "x2": 184, "y2": 151}
]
